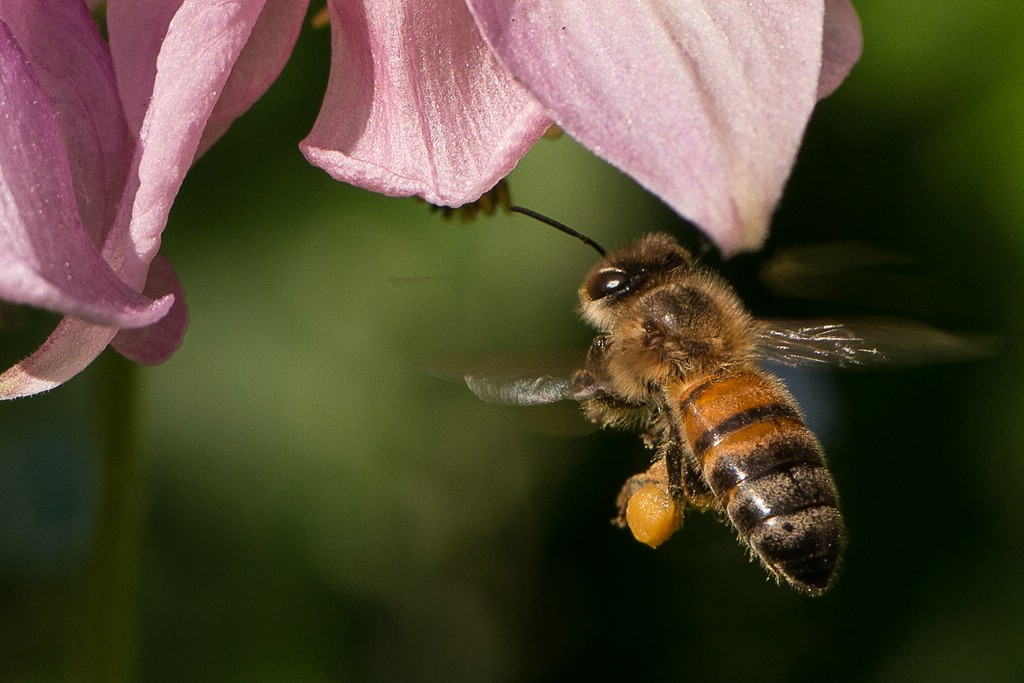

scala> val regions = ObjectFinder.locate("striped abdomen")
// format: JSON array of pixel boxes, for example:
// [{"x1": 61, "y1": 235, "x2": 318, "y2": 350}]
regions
[{"x1": 672, "y1": 371, "x2": 844, "y2": 595}]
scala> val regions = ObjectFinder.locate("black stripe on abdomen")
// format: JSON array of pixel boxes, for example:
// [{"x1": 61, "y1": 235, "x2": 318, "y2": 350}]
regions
[
  {"x1": 691, "y1": 402, "x2": 802, "y2": 458},
  {"x1": 726, "y1": 459, "x2": 839, "y2": 536},
  {"x1": 704, "y1": 434, "x2": 824, "y2": 495}
]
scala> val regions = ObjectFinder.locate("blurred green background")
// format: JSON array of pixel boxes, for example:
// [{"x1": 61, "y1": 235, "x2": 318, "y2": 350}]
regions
[{"x1": 2, "y1": 1, "x2": 1023, "y2": 680}]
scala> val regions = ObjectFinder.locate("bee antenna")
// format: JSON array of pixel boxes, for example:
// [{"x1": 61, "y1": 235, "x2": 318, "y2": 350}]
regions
[{"x1": 509, "y1": 206, "x2": 607, "y2": 257}]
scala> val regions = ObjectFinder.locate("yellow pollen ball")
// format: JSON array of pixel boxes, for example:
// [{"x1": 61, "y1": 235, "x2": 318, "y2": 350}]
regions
[{"x1": 626, "y1": 484, "x2": 682, "y2": 548}]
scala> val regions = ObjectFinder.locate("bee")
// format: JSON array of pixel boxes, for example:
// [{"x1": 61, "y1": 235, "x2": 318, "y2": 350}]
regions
[{"x1": 467, "y1": 208, "x2": 986, "y2": 596}]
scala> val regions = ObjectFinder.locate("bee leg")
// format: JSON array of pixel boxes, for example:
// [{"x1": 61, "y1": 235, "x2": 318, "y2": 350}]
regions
[
  {"x1": 662, "y1": 418, "x2": 687, "y2": 505},
  {"x1": 661, "y1": 394, "x2": 717, "y2": 511},
  {"x1": 613, "y1": 461, "x2": 668, "y2": 529},
  {"x1": 681, "y1": 458, "x2": 717, "y2": 511},
  {"x1": 574, "y1": 364, "x2": 653, "y2": 431},
  {"x1": 671, "y1": 427, "x2": 717, "y2": 511},
  {"x1": 572, "y1": 336, "x2": 620, "y2": 399},
  {"x1": 615, "y1": 417, "x2": 676, "y2": 525},
  {"x1": 614, "y1": 453, "x2": 684, "y2": 548}
]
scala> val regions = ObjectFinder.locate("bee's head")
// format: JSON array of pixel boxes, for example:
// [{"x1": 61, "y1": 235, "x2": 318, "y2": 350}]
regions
[
  {"x1": 579, "y1": 233, "x2": 693, "y2": 331},
  {"x1": 503, "y1": 209, "x2": 693, "y2": 332}
]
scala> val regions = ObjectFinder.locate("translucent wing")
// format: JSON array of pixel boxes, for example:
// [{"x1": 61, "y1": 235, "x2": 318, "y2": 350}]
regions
[
  {"x1": 756, "y1": 318, "x2": 996, "y2": 369},
  {"x1": 758, "y1": 241, "x2": 970, "y2": 315},
  {"x1": 421, "y1": 348, "x2": 583, "y2": 406},
  {"x1": 464, "y1": 373, "x2": 576, "y2": 406}
]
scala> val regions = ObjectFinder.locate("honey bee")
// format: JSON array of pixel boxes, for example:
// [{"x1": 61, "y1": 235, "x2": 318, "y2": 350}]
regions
[{"x1": 467, "y1": 208, "x2": 986, "y2": 596}]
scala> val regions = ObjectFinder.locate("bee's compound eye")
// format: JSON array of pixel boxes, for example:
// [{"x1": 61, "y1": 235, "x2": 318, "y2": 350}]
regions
[
  {"x1": 587, "y1": 268, "x2": 631, "y2": 300},
  {"x1": 625, "y1": 484, "x2": 683, "y2": 548}
]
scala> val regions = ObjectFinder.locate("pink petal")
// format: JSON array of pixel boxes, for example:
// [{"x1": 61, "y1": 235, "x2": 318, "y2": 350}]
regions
[
  {"x1": 196, "y1": 0, "x2": 310, "y2": 157},
  {"x1": 0, "y1": 19, "x2": 173, "y2": 327},
  {"x1": 105, "y1": 0, "x2": 267, "y2": 288},
  {"x1": 300, "y1": 0, "x2": 551, "y2": 206},
  {"x1": 1, "y1": 0, "x2": 132, "y2": 245},
  {"x1": 109, "y1": 0, "x2": 308, "y2": 155},
  {"x1": 818, "y1": 0, "x2": 862, "y2": 99},
  {"x1": 1, "y1": 0, "x2": 264, "y2": 399},
  {"x1": 106, "y1": 0, "x2": 187, "y2": 136},
  {"x1": 468, "y1": 0, "x2": 829, "y2": 255},
  {"x1": 0, "y1": 319, "x2": 117, "y2": 398},
  {"x1": 112, "y1": 253, "x2": 188, "y2": 365}
]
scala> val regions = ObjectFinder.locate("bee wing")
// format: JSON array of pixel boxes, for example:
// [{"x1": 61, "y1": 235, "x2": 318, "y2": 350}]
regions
[
  {"x1": 464, "y1": 373, "x2": 577, "y2": 406},
  {"x1": 756, "y1": 318, "x2": 996, "y2": 369},
  {"x1": 422, "y1": 348, "x2": 584, "y2": 406},
  {"x1": 759, "y1": 241, "x2": 972, "y2": 316}
]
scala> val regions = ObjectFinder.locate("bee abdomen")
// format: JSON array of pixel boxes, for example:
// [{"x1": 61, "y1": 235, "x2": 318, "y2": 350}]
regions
[
  {"x1": 720, "y1": 435, "x2": 842, "y2": 594},
  {"x1": 677, "y1": 373, "x2": 844, "y2": 594}
]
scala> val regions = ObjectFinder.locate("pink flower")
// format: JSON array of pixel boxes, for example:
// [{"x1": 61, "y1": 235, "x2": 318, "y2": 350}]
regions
[
  {"x1": 0, "y1": 0, "x2": 860, "y2": 398},
  {"x1": 300, "y1": 0, "x2": 551, "y2": 210},
  {"x1": 0, "y1": 0, "x2": 306, "y2": 398},
  {"x1": 303, "y1": 0, "x2": 862, "y2": 255}
]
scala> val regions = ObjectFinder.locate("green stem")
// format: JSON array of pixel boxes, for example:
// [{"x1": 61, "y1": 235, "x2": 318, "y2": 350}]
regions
[{"x1": 85, "y1": 350, "x2": 144, "y2": 681}]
